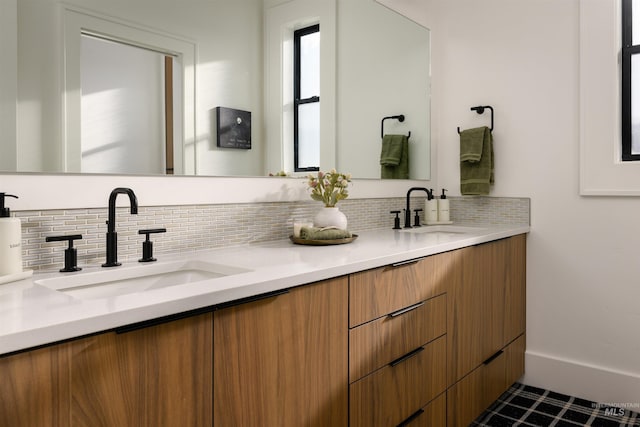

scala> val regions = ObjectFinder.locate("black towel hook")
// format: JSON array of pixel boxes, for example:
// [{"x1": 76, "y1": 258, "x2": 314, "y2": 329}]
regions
[
  {"x1": 381, "y1": 115, "x2": 411, "y2": 139},
  {"x1": 457, "y1": 105, "x2": 494, "y2": 134}
]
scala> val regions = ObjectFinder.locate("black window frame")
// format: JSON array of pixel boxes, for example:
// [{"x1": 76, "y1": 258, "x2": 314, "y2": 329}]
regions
[
  {"x1": 622, "y1": 0, "x2": 640, "y2": 161},
  {"x1": 293, "y1": 24, "x2": 320, "y2": 172}
]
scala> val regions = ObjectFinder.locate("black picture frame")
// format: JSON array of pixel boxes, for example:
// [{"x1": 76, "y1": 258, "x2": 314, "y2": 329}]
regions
[{"x1": 216, "y1": 107, "x2": 251, "y2": 149}]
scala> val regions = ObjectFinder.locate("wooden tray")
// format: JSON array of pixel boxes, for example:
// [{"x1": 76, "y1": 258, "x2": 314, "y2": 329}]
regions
[{"x1": 290, "y1": 234, "x2": 358, "y2": 246}]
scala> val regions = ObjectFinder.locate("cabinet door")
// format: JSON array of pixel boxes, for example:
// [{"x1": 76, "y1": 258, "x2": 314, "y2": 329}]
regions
[
  {"x1": 0, "y1": 312, "x2": 212, "y2": 427},
  {"x1": 0, "y1": 344, "x2": 71, "y2": 427},
  {"x1": 447, "y1": 235, "x2": 526, "y2": 385},
  {"x1": 447, "y1": 243, "x2": 490, "y2": 385},
  {"x1": 213, "y1": 277, "x2": 348, "y2": 427},
  {"x1": 69, "y1": 313, "x2": 213, "y2": 427}
]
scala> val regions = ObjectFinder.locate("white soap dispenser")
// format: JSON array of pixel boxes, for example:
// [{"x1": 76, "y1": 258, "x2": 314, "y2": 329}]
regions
[
  {"x1": 425, "y1": 188, "x2": 438, "y2": 224},
  {"x1": 438, "y1": 189, "x2": 450, "y2": 223},
  {"x1": 0, "y1": 193, "x2": 23, "y2": 276}
]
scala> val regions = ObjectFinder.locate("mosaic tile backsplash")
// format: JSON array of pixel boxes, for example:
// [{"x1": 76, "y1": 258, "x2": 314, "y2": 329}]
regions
[{"x1": 14, "y1": 196, "x2": 529, "y2": 272}]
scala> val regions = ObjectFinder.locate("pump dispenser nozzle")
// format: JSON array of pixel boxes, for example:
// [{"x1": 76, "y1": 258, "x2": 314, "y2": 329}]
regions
[
  {"x1": 438, "y1": 189, "x2": 450, "y2": 222},
  {"x1": 0, "y1": 193, "x2": 18, "y2": 217},
  {"x1": 426, "y1": 189, "x2": 434, "y2": 200},
  {"x1": 0, "y1": 192, "x2": 23, "y2": 277}
]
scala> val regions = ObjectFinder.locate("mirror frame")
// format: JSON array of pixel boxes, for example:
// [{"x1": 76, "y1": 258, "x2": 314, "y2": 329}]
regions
[{"x1": 2, "y1": 173, "x2": 434, "y2": 210}]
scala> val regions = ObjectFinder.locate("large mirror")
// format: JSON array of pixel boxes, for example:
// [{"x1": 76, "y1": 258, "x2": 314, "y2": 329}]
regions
[{"x1": 0, "y1": 0, "x2": 430, "y2": 179}]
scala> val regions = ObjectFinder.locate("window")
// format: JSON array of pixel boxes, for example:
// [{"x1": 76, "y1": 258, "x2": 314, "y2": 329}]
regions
[
  {"x1": 293, "y1": 24, "x2": 320, "y2": 172},
  {"x1": 622, "y1": 0, "x2": 640, "y2": 160}
]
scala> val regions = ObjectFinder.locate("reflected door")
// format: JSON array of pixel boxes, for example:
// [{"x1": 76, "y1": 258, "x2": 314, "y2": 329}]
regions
[{"x1": 80, "y1": 34, "x2": 179, "y2": 175}]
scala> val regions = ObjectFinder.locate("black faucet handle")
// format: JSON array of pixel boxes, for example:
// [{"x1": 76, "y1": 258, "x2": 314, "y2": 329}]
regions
[
  {"x1": 390, "y1": 211, "x2": 401, "y2": 230},
  {"x1": 45, "y1": 234, "x2": 83, "y2": 272},
  {"x1": 138, "y1": 228, "x2": 167, "y2": 262},
  {"x1": 413, "y1": 209, "x2": 423, "y2": 227},
  {"x1": 139, "y1": 228, "x2": 167, "y2": 237}
]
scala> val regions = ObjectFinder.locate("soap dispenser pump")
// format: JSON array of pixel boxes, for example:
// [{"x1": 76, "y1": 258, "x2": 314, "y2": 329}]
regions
[
  {"x1": 0, "y1": 193, "x2": 24, "y2": 276},
  {"x1": 438, "y1": 189, "x2": 450, "y2": 222}
]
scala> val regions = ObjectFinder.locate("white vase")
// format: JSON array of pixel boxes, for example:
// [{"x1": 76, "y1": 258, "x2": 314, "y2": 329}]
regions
[{"x1": 313, "y1": 206, "x2": 348, "y2": 230}]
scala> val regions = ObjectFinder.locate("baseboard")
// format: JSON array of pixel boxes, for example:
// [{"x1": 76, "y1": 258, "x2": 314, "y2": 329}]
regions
[{"x1": 523, "y1": 350, "x2": 640, "y2": 408}]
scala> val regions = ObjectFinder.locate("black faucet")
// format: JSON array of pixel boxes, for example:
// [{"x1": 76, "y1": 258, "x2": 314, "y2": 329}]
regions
[
  {"x1": 405, "y1": 187, "x2": 430, "y2": 228},
  {"x1": 103, "y1": 187, "x2": 138, "y2": 267}
]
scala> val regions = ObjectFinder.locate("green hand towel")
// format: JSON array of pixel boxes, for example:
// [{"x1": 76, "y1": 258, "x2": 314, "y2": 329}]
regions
[
  {"x1": 300, "y1": 226, "x2": 352, "y2": 240},
  {"x1": 460, "y1": 127, "x2": 486, "y2": 162},
  {"x1": 460, "y1": 126, "x2": 494, "y2": 195},
  {"x1": 380, "y1": 134, "x2": 404, "y2": 165},
  {"x1": 380, "y1": 134, "x2": 409, "y2": 179}
]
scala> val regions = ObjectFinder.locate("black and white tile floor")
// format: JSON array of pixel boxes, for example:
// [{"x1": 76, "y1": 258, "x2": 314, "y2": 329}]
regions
[{"x1": 472, "y1": 383, "x2": 640, "y2": 427}]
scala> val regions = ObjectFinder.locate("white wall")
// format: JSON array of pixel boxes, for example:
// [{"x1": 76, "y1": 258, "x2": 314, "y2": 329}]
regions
[{"x1": 386, "y1": 0, "x2": 640, "y2": 405}]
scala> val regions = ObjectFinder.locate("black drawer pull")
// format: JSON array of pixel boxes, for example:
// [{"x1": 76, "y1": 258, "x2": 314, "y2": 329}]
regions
[
  {"x1": 397, "y1": 408, "x2": 424, "y2": 427},
  {"x1": 388, "y1": 301, "x2": 425, "y2": 318},
  {"x1": 215, "y1": 288, "x2": 290, "y2": 310},
  {"x1": 389, "y1": 258, "x2": 424, "y2": 268},
  {"x1": 389, "y1": 346, "x2": 425, "y2": 367},
  {"x1": 115, "y1": 305, "x2": 215, "y2": 334},
  {"x1": 483, "y1": 349, "x2": 504, "y2": 365}
]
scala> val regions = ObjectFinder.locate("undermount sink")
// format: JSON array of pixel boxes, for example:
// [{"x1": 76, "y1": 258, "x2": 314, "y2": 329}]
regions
[
  {"x1": 400, "y1": 225, "x2": 488, "y2": 235},
  {"x1": 35, "y1": 260, "x2": 251, "y2": 300}
]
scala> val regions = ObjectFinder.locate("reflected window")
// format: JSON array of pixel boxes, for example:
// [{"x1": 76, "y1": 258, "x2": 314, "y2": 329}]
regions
[
  {"x1": 294, "y1": 24, "x2": 320, "y2": 172},
  {"x1": 622, "y1": 0, "x2": 640, "y2": 160}
]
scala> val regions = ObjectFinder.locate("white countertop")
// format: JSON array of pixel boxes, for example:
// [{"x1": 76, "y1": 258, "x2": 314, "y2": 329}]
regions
[{"x1": 0, "y1": 223, "x2": 529, "y2": 355}]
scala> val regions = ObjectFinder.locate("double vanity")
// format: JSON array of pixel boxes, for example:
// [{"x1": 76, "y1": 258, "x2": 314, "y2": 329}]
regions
[{"x1": 0, "y1": 222, "x2": 528, "y2": 426}]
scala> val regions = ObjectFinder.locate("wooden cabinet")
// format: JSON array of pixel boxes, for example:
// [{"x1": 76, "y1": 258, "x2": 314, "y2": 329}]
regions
[
  {"x1": 213, "y1": 277, "x2": 348, "y2": 427},
  {"x1": 349, "y1": 233, "x2": 526, "y2": 427},
  {"x1": 446, "y1": 235, "x2": 527, "y2": 426},
  {"x1": 0, "y1": 233, "x2": 526, "y2": 427},
  {"x1": 348, "y1": 250, "x2": 460, "y2": 427},
  {"x1": 447, "y1": 235, "x2": 526, "y2": 385},
  {"x1": 0, "y1": 313, "x2": 213, "y2": 427}
]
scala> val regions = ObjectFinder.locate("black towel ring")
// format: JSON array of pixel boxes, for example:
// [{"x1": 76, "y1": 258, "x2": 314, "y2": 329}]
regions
[
  {"x1": 381, "y1": 115, "x2": 411, "y2": 139},
  {"x1": 457, "y1": 105, "x2": 494, "y2": 134}
]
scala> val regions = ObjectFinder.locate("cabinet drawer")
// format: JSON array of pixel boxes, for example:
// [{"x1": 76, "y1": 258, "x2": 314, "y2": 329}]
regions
[
  {"x1": 349, "y1": 295, "x2": 446, "y2": 383},
  {"x1": 349, "y1": 335, "x2": 446, "y2": 427},
  {"x1": 398, "y1": 393, "x2": 446, "y2": 427},
  {"x1": 350, "y1": 250, "x2": 460, "y2": 327},
  {"x1": 447, "y1": 334, "x2": 525, "y2": 427}
]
